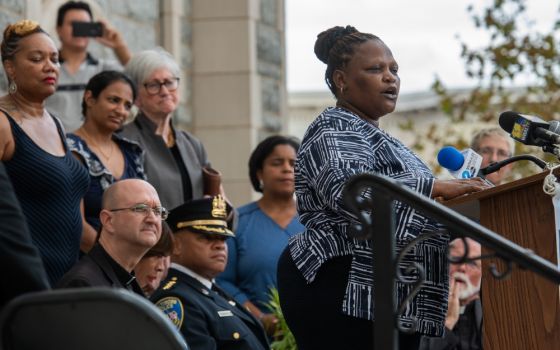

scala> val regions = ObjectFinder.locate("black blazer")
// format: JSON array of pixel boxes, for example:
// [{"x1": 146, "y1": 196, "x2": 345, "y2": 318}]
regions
[
  {"x1": 151, "y1": 268, "x2": 269, "y2": 350},
  {"x1": 0, "y1": 162, "x2": 50, "y2": 308},
  {"x1": 56, "y1": 244, "x2": 143, "y2": 295}
]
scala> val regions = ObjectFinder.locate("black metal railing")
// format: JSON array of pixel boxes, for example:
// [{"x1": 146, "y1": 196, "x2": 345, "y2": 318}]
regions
[{"x1": 342, "y1": 173, "x2": 560, "y2": 350}]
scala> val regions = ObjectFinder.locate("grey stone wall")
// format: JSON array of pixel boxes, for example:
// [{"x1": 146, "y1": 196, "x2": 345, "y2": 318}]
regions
[
  {"x1": 73, "y1": 0, "x2": 159, "y2": 64},
  {"x1": 257, "y1": 0, "x2": 285, "y2": 136},
  {"x1": 175, "y1": 0, "x2": 192, "y2": 128},
  {"x1": 0, "y1": 1, "x2": 25, "y2": 92}
]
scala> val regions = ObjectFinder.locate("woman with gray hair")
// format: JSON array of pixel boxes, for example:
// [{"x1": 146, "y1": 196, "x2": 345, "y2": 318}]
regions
[{"x1": 120, "y1": 48, "x2": 211, "y2": 209}]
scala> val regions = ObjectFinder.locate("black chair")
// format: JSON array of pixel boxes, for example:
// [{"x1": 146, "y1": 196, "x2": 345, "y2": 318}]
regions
[{"x1": 0, "y1": 288, "x2": 188, "y2": 350}]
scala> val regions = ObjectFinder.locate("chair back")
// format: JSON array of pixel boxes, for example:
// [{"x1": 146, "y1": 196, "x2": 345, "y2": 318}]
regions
[{"x1": 0, "y1": 288, "x2": 188, "y2": 350}]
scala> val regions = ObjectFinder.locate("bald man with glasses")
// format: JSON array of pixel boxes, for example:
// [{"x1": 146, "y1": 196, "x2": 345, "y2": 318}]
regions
[{"x1": 57, "y1": 179, "x2": 165, "y2": 295}]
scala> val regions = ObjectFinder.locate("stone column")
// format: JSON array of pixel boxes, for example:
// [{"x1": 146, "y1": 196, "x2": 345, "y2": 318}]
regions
[{"x1": 191, "y1": 0, "x2": 286, "y2": 206}]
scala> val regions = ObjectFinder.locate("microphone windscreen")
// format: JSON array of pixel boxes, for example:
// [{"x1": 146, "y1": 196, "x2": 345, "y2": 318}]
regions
[
  {"x1": 437, "y1": 146, "x2": 464, "y2": 171},
  {"x1": 549, "y1": 120, "x2": 560, "y2": 134},
  {"x1": 499, "y1": 111, "x2": 519, "y2": 133}
]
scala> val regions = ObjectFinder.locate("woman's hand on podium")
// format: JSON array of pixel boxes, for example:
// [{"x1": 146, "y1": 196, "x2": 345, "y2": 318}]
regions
[{"x1": 432, "y1": 178, "x2": 491, "y2": 201}]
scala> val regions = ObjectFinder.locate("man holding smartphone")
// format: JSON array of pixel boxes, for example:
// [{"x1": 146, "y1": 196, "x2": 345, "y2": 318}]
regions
[{"x1": 46, "y1": 1, "x2": 132, "y2": 131}]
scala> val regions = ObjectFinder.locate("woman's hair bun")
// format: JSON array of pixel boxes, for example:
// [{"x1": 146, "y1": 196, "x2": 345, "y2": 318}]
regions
[{"x1": 314, "y1": 25, "x2": 358, "y2": 64}]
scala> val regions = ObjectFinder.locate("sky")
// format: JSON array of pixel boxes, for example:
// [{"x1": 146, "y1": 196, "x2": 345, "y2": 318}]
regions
[{"x1": 286, "y1": 0, "x2": 559, "y2": 94}]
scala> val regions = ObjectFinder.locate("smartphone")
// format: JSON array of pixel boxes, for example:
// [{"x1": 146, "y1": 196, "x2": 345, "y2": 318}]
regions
[{"x1": 72, "y1": 21, "x2": 103, "y2": 37}]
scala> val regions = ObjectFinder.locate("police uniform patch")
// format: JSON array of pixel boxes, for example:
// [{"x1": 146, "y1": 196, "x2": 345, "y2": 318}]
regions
[{"x1": 156, "y1": 297, "x2": 184, "y2": 329}]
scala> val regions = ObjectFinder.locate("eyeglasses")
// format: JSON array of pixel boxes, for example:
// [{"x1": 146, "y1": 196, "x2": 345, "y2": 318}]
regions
[
  {"x1": 478, "y1": 147, "x2": 511, "y2": 160},
  {"x1": 110, "y1": 203, "x2": 169, "y2": 220},
  {"x1": 143, "y1": 77, "x2": 180, "y2": 95}
]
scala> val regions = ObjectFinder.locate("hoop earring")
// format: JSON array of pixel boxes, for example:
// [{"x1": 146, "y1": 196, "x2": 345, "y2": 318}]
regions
[
  {"x1": 8, "y1": 80, "x2": 17, "y2": 94},
  {"x1": 259, "y1": 180, "x2": 264, "y2": 191}
]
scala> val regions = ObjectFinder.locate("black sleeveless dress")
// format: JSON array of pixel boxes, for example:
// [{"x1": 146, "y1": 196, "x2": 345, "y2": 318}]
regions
[{"x1": 3, "y1": 111, "x2": 89, "y2": 285}]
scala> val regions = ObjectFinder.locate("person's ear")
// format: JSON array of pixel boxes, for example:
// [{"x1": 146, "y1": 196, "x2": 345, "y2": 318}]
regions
[
  {"x1": 172, "y1": 234, "x2": 183, "y2": 256},
  {"x1": 99, "y1": 209, "x2": 114, "y2": 232},
  {"x1": 3, "y1": 61, "x2": 15, "y2": 81},
  {"x1": 83, "y1": 90, "x2": 96, "y2": 108},
  {"x1": 333, "y1": 69, "x2": 347, "y2": 95},
  {"x1": 134, "y1": 95, "x2": 144, "y2": 109}
]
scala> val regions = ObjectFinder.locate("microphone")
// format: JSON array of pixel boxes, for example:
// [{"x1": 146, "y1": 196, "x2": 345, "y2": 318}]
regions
[
  {"x1": 499, "y1": 111, "x2": 560, "y2": 147},
  {"x1": 437, "y1": 146, "x2": 482, "y2": 179}
]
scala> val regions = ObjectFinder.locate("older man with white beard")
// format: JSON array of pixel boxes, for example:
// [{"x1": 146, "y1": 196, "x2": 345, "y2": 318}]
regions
[{"x1": 420, "y1": 238, "x2": 482, "y2": 350}]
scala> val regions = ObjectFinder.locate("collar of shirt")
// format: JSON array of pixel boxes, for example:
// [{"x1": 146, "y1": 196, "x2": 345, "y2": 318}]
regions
[
  {"x1": 171, "y1": 263, "x2": 213, "y2": 290},
  {"x1": 135, "y1": 112, "x2": 177, "y2": 136},
  {"x1": 98, "y1": 244, "x2": 137, "y2": 288}
]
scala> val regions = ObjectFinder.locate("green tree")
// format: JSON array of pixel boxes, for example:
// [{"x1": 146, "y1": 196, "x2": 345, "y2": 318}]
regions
[{"x1": 429, "y1": 0, "x2": 560, "y2": 177}]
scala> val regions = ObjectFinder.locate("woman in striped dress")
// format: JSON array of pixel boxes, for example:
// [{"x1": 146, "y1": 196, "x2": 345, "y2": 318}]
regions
[{"x1": 0, "y1": 20, "x2": 89, "y2": 284}]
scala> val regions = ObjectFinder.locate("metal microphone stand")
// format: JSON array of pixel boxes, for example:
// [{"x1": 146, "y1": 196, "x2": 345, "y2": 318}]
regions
[{"x1": 480, "y1": 154, "x2": 548, "y2": 176}]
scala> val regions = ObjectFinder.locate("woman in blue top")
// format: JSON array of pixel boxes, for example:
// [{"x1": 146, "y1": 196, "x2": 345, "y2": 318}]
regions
[
  {"x1": 218, "y1": 135, "x2": 304, "y2": 336},
  {"x1": 67, "y1": 71, "x2": 145, "y2": 252},
  {"x1": 276, "y1": 26, "x2": 491, "y2": 350}
]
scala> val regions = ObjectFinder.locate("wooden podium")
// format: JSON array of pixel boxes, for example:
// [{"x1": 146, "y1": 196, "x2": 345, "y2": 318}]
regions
[{"x1": 445, "y1": 170, "x2": 560, "y2": 349}]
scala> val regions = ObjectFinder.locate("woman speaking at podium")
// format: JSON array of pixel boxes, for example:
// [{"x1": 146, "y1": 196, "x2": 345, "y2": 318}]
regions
[{"x1": 276, "y1": 25, "x2": 490, "y2": 350}]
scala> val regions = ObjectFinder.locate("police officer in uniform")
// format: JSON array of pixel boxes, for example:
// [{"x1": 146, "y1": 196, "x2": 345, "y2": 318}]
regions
[{"x1": 151, "y1": 195, "x2": 269, "y2": 350}]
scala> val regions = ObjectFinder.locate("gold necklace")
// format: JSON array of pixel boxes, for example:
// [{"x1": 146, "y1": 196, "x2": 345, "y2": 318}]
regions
[
  {"x1": 80, "y1": 129, "x2": 114, "y2": 160},
  {"x1": 166, "y1": 128, "x2": 175, "y2": 148}
]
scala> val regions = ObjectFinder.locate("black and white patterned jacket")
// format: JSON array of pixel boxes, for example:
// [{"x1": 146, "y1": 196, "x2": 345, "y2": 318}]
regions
[{"x1": 289, "y1": 107, "x2": 449, "y2": 337}]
